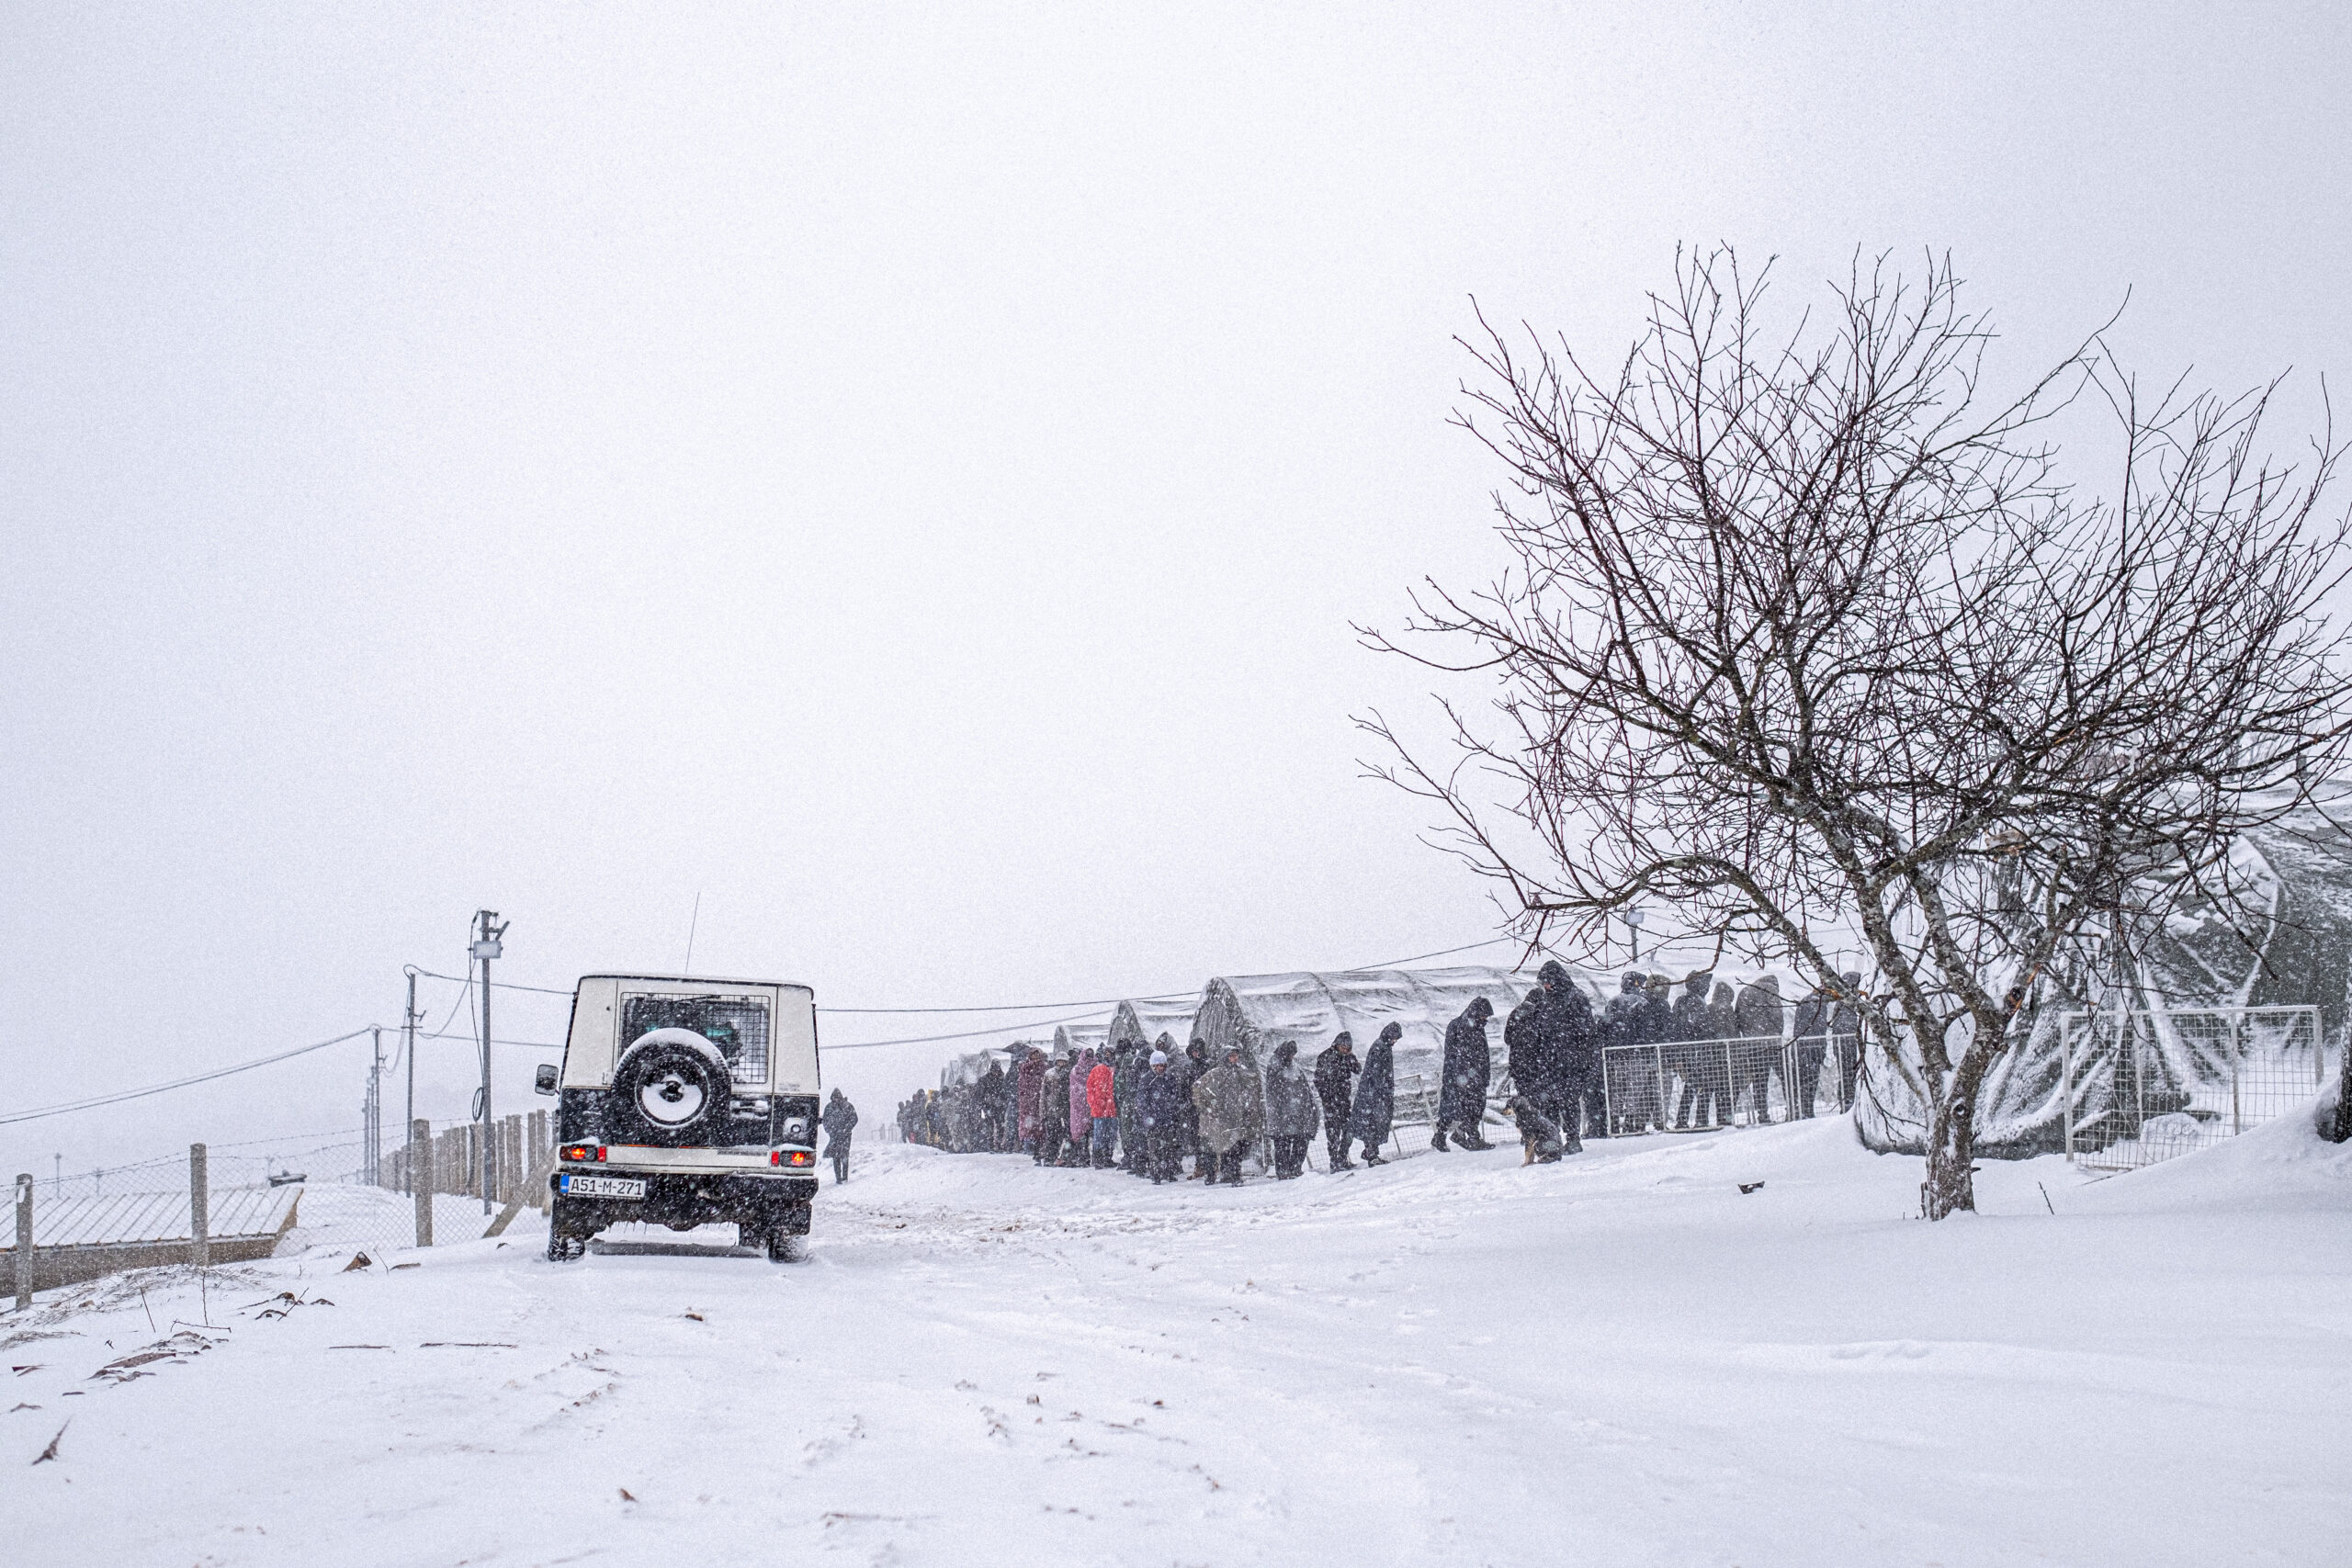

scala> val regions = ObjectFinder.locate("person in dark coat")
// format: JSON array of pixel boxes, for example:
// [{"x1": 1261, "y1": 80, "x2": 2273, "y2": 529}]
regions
[
  {"x1": 1262, "y1": 1041, "x2": 1322, "y2": 1178},
  {"x1": 1670, "y1": 971, "x2": 1729, "y2": 1129},
  {"x1": 1312, "y1": 1032, "x2": 1362, "y2": 1169},
  {"x1": 924, "y1": 1089, "x2": 949, "y2": 1148},
  {"x1": 1600, "y1": 972, "x2": 1647, "y2": 1135},
  {"x1": 1434, "y1": 997, "x2": 1496, "y2": 1150},
  {"x1": 1180, "y1": 1038, "x2": 1211, "y2": 1178},
  {"x1": 1831, "y1": 972, "x2": 1865, "y2": 1111},
  {"x1": 1349, "y1": 1024, "x2": 1400, "y2": 1165},
  {"x1": 1507, "y1": 962, "x2": 1589, "y2": 1151},
  {"x1": 1015, "y1": 1046, "x2": 1046, "y2": 1155},
  {"x1": 1790, "y1": 980, "x2": 1836, "y2": 1120},
  {"x1": 820, "y1": 1089, "x2": 858, "y2": 1183},
  {"x1": 1136, "y1": 1049, "x2": 1188, "y2": 1182},
  {"x1": 977, "y1": 1060, "x2": 1008, "y2": 1151},
  {"x1": 1114, "y1": 1042, "x2": 1148, "y2": 1175},
  {"x1": 1035, "y1": 1053, "x2": 1069, "y2": 1164},
  {"x1": 1732, "y1": 975, "x2": 1784, "y2": 1123}
]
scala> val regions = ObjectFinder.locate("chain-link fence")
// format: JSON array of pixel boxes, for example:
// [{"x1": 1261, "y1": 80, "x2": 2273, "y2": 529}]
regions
[
  {"x1": 1595, "y1": 1032, "x2": 1861, "y2": 1135},
  {"x1": 2059, "y1": 1005, "x2": 2331, "y2": 1170},
  {"x1": 9, "y1": 1112, "x2": 562, "y2": 1309}
]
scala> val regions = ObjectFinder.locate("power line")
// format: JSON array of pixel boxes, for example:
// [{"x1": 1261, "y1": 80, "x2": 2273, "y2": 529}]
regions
[
  {"x1": 402, "y1": 936, "x2": 1519, "y2": 1015},
  {"x1": 0, "y1": 938, "x2": 1528, "y2": 1125},
  {"x1": 0, "y1": 1027, "x2": 379, "y2": 1127},
  {"x1": 820, "y1": 1010, "x2": 1111, "y2": 1052}
]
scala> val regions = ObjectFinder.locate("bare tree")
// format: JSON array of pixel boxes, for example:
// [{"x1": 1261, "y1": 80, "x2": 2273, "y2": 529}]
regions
[{"x1": 1363, "y1": 250, "x2": 2352, "y2": 1216}]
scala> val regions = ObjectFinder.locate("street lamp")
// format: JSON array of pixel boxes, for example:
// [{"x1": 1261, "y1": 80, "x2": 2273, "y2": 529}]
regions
[{"x1": 1624, "y1": 907, "x2": 1646, "y2": 964}]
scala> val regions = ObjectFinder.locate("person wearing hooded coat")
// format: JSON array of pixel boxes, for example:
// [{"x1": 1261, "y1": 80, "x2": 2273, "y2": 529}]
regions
[
  {"x1": 1313, "y1": 1032, "x2": 1362, "y2": 1169},
  {"x1": 1435, "y1": 997, "x2": 1496, "y2": 1150},
  {"x1": 1830, "y1": 972, "x2": 1866, "y2": 1111},
  {"x1": 1015, "y1": 1046, "x2": 1046, "y2": 1155},
  {"x1": 1067, "y1": 1047, "x2": 1096, "y2": 1161},
  {"x1": 1035, "y1": 1053, "x2": 1070, "y2": 1165},
  {"x1": 977, "y1": 1059, "x2": 1008, "y2": 1151},
  {"x1": 1179, "y1": 1039, "x2": 1211, "y2": 1178},
  {"x1": 1193, "y1": 1045, "x2": 1259, "y2": 1184},
  {"x1": 1670, "y1": 972, "x2": 1729, "y2": 1129},
  {"x1": 820, "y1": 1089, "x2": 859, "y2": 1183},
  {"x1": 1790, "y1": 979, "x2": 1837, "y2": 1120},
  {"x1": 1085, "y1": 1049, "x2": 1120, "y2": 1168},
  {"x1": 1733, "y1": 975, "x2": 1784, "y2": 1123},
  {"x1": 1349, "y1": 1024, "x2": 1401, "y2": 1166},
  {"x1": 1136, "y1": 1049, "x2": 1189, "y2": 1182},
  {"x1": 1114, "y1": 1041, "x2": 1148, "y2": 1175},
  {"x1": 1507, "y1": 962, "x2": 1590, "y2": 1148},
  {"x1": 1261, "y1": 1041, "x2": 1321, "y2": 1178}
]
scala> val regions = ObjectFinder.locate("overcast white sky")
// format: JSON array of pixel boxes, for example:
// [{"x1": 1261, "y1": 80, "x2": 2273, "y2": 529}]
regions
[{"x1": 6, "y1": 2, "x2": 2348, "y2": 1177}]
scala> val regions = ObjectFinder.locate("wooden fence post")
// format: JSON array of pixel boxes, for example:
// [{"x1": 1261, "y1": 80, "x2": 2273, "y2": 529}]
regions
[
  {"x1": 413, "y1": 1119, "x2": 432, "y2": 1247},
  {"x1": 190, "y1": 1144, "x2": 209, "y2": 1269},
  {"x1": 503, "y1": 1115, "x2": 523, "y2": 1206}
]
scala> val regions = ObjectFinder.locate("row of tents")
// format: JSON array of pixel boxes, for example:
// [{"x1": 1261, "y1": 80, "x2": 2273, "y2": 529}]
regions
[{"x1": 924, "y1": 797, "x2": 2352, "y2": 1163}]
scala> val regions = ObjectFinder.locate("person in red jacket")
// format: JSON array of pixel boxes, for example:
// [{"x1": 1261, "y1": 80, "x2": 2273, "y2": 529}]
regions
[{"x1": 1086, "y1": 1052, "x2": 1119, "y2": 1168}]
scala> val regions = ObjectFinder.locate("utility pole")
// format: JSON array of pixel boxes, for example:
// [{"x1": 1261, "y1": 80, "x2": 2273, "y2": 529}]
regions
[
  {"x1": 367, "y1": 1026, "x2": 384, "y2": 1186},
  {"x1": 401, "y1": 969, "x2": 420, "y2": 1195},
  {"x1": 472, "y1": 909, "x2": 507, "y2": 1215}
]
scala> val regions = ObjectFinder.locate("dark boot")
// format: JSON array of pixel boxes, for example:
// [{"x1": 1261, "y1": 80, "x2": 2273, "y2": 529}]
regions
[{"x1": 1430, "y1": 1128, "x2": 1452, "y2": 1151}]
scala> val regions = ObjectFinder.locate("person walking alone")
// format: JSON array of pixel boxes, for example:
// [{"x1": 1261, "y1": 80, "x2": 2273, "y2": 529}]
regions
[
  {"x1": 1262, "y1": 1042, "x2": 1321, "y2": 1178},
  {"x1": 1435, "y1": 996, "x2": 1496, "y2": 1150},
  {"x1": 820, "y1": 1089, "x2": 859, "y2": 1184},
  {"x1": 1313, "y1": 1032, "x2": 1362, "y2": 1170},
  {"x1": 1351, "y1": 1024, "x2": 1400, "y2": 1166}
]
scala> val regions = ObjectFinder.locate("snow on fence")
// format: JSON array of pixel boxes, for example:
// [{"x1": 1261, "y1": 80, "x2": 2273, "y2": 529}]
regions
[
  {"x1": 2059, "y1": 1005, "x2": 2333, "y2": 1170},
  {"x1": 8, "y1": 1112, "x2": 560, "y2": 1309}
]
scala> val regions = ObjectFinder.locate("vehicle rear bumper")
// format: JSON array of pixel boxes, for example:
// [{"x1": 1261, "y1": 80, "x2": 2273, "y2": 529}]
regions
[{"x1": 548, "y1": 1168, "x2": 819, "y2": 1233}]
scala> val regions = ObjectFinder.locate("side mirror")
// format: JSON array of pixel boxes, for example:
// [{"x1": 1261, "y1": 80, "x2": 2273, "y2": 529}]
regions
[{"x1": 535, "y1": 1064, "x2": 560, "y2": 1096}]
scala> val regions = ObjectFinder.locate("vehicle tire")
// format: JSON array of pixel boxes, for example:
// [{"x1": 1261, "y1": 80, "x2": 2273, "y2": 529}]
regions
[
  {"x1": 548, "y1": 1197, "x2": 592, "y2": 1262},
  {"x1": 764, "y1": 1229, "x2": 808, "y2": 1264},
  {"x1": 606, "y1": 1030, "x2": 729, "y2": 1146}
]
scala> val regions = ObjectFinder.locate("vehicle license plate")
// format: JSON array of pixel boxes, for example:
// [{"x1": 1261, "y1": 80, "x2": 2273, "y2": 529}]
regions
[{"x1": 560, "y1": 1173, "x2": 647, "y2": 1200}]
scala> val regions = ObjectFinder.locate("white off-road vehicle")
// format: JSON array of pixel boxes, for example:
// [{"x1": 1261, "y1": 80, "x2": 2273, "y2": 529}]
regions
[{"x1": 537, "y1": 974, "x2": 822, "y2": 1262}]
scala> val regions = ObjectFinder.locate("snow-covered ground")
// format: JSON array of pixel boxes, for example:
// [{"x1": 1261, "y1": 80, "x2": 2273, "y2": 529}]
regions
[{"x1": 6, "y1": 1110, "x2": 2346, "y2": 1567}]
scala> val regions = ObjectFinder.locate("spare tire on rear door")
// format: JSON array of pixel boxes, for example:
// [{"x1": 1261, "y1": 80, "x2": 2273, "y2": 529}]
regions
[{"x1": 607, "y1": 1028, "x2": 730, "y2": 1145}]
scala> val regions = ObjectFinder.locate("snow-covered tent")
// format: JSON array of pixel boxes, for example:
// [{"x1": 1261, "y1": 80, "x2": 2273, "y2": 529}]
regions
[
  {"x1": 1106, "y1": 997, "x2": 1199, "y2": 1057},
  {"x1": 1188, "y1": 965, "x2": 1588, "y2": 1090},
  {"x1": 1052, "y1": 1022, "x2": 1108, "y2": 1060},
  {"x1": 1860, "y1": 797, "x2": 2352, "y2": 1158}
]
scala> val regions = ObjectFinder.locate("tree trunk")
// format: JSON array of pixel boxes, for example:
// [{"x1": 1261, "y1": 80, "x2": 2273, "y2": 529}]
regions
[
  {"x1": 1922, "y1": 1092, "x2": 1978, "y2": 1218},
  {"x1": 2331, "y1": 1044, "x2": 2351, "y2": 1145}
]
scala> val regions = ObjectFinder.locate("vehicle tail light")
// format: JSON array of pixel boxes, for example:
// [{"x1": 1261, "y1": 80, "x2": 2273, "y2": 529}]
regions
[
  {"x1": 772, "y1": 1150, "x2": 814, "y2": 1168},
  {"x1": 560, "y1": 1145, "x2": 605, "y2": 1163}
]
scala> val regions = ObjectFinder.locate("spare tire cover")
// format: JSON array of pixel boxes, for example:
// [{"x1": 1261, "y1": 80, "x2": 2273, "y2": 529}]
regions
[{"x1": 608, "y1": 1028, "x2": 730, "y2": 1145}]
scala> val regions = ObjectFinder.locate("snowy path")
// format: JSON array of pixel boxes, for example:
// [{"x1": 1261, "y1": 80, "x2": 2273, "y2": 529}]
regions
[{"x1": 6, "y1": 1115, "x2": 2347, "y2": 1567}]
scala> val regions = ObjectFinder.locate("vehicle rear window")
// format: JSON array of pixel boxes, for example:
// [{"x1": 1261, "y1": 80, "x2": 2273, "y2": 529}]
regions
[{"x1": 620, "y1": 993, "x2": 771, "y2": 1084}]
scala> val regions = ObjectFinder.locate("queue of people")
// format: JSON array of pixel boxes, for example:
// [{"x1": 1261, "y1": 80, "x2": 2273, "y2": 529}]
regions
[{"x1": 893, "y1": 962, "x2": 1871, "y2": 1175}]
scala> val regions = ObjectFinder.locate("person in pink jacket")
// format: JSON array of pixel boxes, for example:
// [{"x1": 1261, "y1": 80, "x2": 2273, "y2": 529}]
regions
[{"x1": 1085, "y1": 1053, "x2": 1119, "y2": 1168}]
